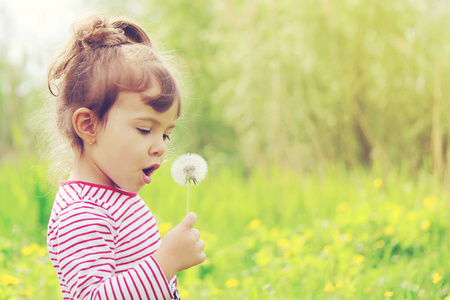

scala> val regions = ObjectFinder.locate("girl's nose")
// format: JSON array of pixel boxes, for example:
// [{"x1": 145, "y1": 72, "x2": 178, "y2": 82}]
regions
[{"x1": 150, "y1": 136, "x2": 166, "y2": 157}]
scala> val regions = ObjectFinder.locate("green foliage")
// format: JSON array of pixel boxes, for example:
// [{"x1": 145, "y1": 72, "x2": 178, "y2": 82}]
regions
[
  {"x1": 0, "y1": 161, "x2": 448, "y2": 299},
  {"x1": 0, "y1": 160, "x2": 52, "y2": 243},
  {"x1": 0, "y1": 241, "x2": 59, "y2": 299},
  {"x1": 2, "y1": 0, "x2": 450, "y2": 173},
  {"x1": 1, "y1": 2, "x2": 449, "y2": 298},
  {"x1": 90, "y1": 0, "x2": 450, "y2": 172},
  {"x1": 1, "y1": 1, "x2": 450, "y2": 298}
]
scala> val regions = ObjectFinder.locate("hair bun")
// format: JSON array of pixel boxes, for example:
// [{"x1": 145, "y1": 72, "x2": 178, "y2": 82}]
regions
[{"x1": 74, "y1": 15, "x2": 129, "y2": 48}]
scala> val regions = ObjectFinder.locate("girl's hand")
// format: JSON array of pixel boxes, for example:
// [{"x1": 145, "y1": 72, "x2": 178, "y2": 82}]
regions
[{"x1": 153, "y1": 212, "x2": 206, "y2": 280}]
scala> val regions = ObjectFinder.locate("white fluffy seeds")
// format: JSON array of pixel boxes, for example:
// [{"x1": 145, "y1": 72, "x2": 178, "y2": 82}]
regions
[{"x1": 171, "y1": 153, "x2": 208, "y2": 186}]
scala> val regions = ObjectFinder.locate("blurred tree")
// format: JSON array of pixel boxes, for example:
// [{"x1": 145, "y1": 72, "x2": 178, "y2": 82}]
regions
[
  {"x1": 0, "y1": 9, "x2": 29, "y2": 157},
  {"x1": 51, "y1": 0, "x2": 450, "y2": 176},
  {"x1": 0, "y1": 44, "x2": 36, "y2": 157},
  {"x1": 204, "y1": 0, "x2": 450, "y2": 173},
  {"x1": 2, "y1": 0, "x2": 450, "y2": 178}
]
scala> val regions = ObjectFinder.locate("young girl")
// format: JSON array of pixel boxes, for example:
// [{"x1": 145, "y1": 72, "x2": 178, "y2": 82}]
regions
[{"x1": 46, "y1": 14, "x2": 205, "y2": 300}]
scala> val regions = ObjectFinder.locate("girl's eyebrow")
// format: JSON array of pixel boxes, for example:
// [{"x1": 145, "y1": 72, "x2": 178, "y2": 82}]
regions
[{"x1": 135, "y1": 117, "x2": 176, "y2": 129}]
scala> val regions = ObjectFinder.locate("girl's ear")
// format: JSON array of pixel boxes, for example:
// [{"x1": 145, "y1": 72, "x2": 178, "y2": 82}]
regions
[{"x1": 72, "y1": 108, "x2": 99, "y2": 144}]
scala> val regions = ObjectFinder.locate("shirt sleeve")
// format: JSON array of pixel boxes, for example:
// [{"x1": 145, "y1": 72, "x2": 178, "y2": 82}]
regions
[{"x1": 48, "y1": 202, "x2": 173, "y2": 300}]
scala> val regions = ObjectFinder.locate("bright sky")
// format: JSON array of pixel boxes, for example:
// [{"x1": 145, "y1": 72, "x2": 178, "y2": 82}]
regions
[{"x1": 1, "y1": 0, "x2": 91, "y2": 80}]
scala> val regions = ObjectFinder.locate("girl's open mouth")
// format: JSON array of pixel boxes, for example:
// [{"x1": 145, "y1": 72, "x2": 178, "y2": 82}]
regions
[
  {"x1": 143, "y1": 167, "x2": 153, "y2": 176},
  {"x1": 142, "y1": 164, "x2": 160, "y2": 184}
]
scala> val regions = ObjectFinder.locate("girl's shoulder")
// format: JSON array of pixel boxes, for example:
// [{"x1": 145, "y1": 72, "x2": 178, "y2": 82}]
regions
[
  {"x1": 59, "y1": 180, "x2": 137, "y2": 199},
  {"x1": 48, "y1": 182, "x2": 122, "y2": 241},
  {"x1": 51, "y1": 181, "x2": 141, "y2": 220}
]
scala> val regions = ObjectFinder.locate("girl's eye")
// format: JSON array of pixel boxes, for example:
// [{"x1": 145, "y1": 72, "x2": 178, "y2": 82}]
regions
[
  {"x1": 138, "y1": 128, "x2": 151, "y2": 135},
  {"x1": 163, "y1": 134, "x2": 171, "y2": 141}
]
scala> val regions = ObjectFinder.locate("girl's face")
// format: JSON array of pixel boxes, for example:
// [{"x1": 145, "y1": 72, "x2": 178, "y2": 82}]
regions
[{"x1": 88, "y1": 86, "x2": 178, "y2": 193}]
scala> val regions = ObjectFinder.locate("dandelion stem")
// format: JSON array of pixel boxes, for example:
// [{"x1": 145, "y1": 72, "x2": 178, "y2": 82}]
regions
[{"x1": 186, "y1": 185, "x2": 191, "y2": 214}]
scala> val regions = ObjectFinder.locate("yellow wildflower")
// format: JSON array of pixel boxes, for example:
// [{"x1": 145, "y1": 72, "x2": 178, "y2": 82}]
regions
[
  {"x1": 21, "y1": 243, "x2": 47, "y2": 256},
  {"x1": 277, "y1": 238, "x2": 290, "y2": 249},
  {"x1": 407, "y1": 211, "x2": 418, "y2": 221},
  {"x1": 179, "y1": 291, "x2": 190, "y2": 298},
  {"x1": 322, "y1": 245, "x2": 332, "y2": 254},
  {"x1": 22, "y1": 244, "x2": 35, "y2": 256},
  {"x1": 332, "y1": 230, "x2": 340, "y2": 240},
  {"x1": 352, "y1": 254, "x2": 365, "y2": 265},
  {"x1": 270, "y1": 228, "x2": 279, "y2": 238},
  {"x1": 373, "y1": 178, "x2": 383, "y2": 188},
  {"x1": 336, "y1": 203, "x2": 351, "y2": 214},
  {"x1": 420, "y1": 220, "x2": 431, "y2": 231},
  {"x1": 212, "y1": 289, "x2": 223, "y2": 295},
  {"x1": 158, "y1": 222, "x2": 172, "y2": 235},
  {"x1": 391, "y1": 207, "x2": 403, "y2": 220},
  {"x1": 344, "y1": 233, "x2": 354, "y2": 243},
  {"x1": 324, "y1": 283, "x2": 335, "y2": 293},
  {"x1": 283, "y1": 251, "x2": 291, "y2": 258},
  {"x1": 0, "y1": 274, "x2": 20, "y2": 286},
  {"x1": 304, "y1": 229, "x2": 315, "y2": 239},
  {"x1": 432, "y1": 273, "x2": 442, "y2": 284},
  {"x1": 336, "y1": 280, "x2": 343, "y2": 288},
  {"x1": 384, "y1": 291, "x2": 394, "y2": 297},
  {"x1": 376, "y1": 240, "x2": 386, "y2": 248},
  {"x1": 255, "y1": 248, "x2": 273, "y2": 266},
  {"x1": 384, "y1": 226, "x2": 395, "y2": 236},
  {"x1": 248, "y1": 219, "x2": 261, "y2": 230},
  {"x1": 423, "y1": 196, "x2": 437, "y2": 210},
  {"x1": 226, "y1": 278, "x2": 240, "y2": 287}
]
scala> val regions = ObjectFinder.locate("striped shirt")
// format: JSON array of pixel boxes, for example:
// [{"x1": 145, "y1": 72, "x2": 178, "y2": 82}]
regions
[{"x1": 47, "y1": 181, "x2": 179, "y2": 300}]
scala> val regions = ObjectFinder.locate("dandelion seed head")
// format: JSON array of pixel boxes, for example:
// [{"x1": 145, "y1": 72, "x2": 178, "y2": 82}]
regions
[{"x1": 171, "y1": 153, "x2": 208, "y2": 186}]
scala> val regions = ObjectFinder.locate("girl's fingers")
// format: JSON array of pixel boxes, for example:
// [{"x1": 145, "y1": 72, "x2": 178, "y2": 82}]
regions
[
  {"x1": 191, "y1": 228, "x2": 200, "y2": 239},
  {"x1": 199, "y1": 251, "x2": 206, "y2": 263},
  {"x1": 198, "y1": 239, "x2": 205, "y2": 252},
  {"x1": 181, "y1": 212, "x2": 197, "y2": 229}
]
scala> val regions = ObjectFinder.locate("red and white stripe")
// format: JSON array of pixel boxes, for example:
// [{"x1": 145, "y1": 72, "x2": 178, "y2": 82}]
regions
[{"x1": 47, "y1": 181, "x2": 175, "y2": 300}]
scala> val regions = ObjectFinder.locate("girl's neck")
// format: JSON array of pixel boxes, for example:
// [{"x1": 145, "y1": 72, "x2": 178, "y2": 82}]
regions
[{"x1": 69, "y1": 151, "x2": 116, "y2": 188}]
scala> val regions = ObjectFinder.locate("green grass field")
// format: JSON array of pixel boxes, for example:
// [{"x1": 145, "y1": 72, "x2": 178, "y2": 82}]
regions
[
  {"x1": 1, "y1": 0, "x2": 449, "y2": 298},
  {"x1": 0, "y1": 160, "x2": 448, "y2": 299}
]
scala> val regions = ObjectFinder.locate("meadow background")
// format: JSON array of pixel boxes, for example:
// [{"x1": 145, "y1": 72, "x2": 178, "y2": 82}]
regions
[{"x1": 0, "y1": 0, "x2": 449, "y2": 299}]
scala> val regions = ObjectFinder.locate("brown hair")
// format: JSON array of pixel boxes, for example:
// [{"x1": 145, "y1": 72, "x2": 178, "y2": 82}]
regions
[{"x1": 48, "y1": 15, "x2": 181, "y2": 151}]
